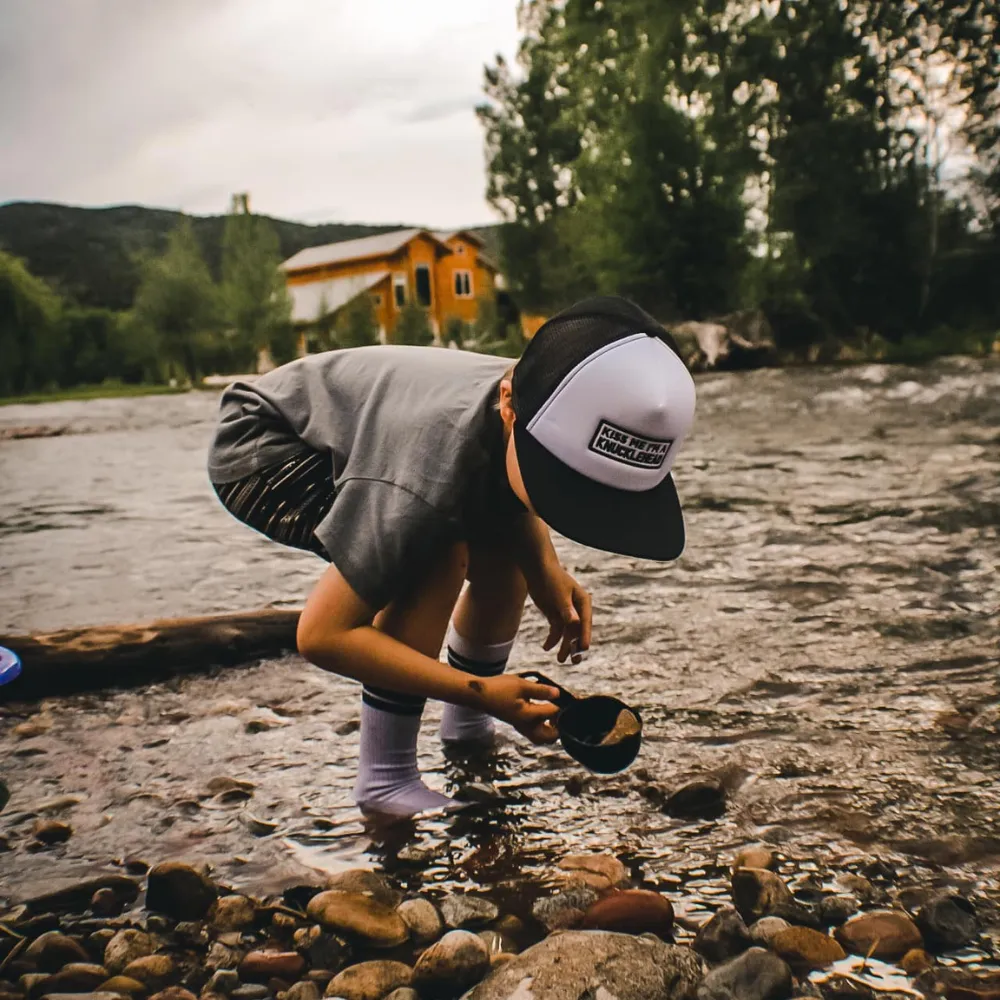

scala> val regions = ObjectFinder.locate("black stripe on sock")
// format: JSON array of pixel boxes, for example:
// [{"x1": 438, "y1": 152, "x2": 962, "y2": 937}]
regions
[
  {"x1": 363, "y1": 686, "x2": 426, "y2": 716},
  {"x1": 447, "y1": 648, "x2": 508, "y2": 677}
]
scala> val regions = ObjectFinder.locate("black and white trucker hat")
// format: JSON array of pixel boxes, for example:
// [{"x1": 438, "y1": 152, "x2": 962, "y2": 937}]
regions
[{"x1": 511, "y1": 296, "x2": 696, "y2": 561}]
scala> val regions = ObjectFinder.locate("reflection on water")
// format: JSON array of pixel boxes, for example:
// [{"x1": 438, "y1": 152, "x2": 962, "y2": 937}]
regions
[{"x1": 1, "y1": 358, "x2": 998, "y2": 972}]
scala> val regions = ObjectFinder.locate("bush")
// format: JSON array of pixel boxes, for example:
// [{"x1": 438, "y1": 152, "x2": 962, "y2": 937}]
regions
[
  {"x1": 337, "y1": 294, "x2": 380, "y2": 348},
  {"x1": 444, "y1": 316, "x2": 469, "y2": 347},
  {"x1": 394, "y1": 301, "x2": 434, "y2": 346}
]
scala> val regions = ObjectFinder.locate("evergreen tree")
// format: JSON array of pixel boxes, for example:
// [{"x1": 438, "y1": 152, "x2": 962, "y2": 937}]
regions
[
  {"x1": 394, "y1": 301, "x2": 435, "y2": 346},
  {"x1": 336, "y1": 294, "x2": 380, "y2": 348}
]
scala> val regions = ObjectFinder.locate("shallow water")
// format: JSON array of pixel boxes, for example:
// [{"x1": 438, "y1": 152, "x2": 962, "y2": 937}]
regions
[{"x1": 1, "y1": 360, "x2": 998, "y2": 971}]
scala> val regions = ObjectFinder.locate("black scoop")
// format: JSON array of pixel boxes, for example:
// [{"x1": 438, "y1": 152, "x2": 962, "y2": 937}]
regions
[{"x1": 519, "y1": 670, "x2": 642, "y2": 774}]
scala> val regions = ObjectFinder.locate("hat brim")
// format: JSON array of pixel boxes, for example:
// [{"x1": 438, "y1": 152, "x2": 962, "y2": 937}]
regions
[{"x1": 513, "y1": 423, "x2": 685, "y2": 561}]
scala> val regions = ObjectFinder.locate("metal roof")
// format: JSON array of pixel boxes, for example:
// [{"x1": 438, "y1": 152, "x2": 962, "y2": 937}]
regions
[
  {"x1": 281, "y1": 228, "x2": 450, "y2": 272},
  {"x1": 433, "y1": 229, "x2": 486, "y2": 247},
  {"x1": 288, "y1": 270, "x2": 389, "y2": 324}
]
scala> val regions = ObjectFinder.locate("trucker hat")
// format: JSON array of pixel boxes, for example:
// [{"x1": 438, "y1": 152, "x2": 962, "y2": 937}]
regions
[{"x1": 511, "y1": 296, "x2": 696, "y2": 561}]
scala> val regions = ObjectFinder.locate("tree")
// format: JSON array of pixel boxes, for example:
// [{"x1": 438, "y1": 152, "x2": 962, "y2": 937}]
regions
[
  {"x1": 394, "y1": 301, "x2": 435, "y2": 346},
  {"x1": 336, "y1": 294, "x2": 380, "y2": 348},
  {"x1": 132, "y1": 220, "x2": 220, "y2": 382}
]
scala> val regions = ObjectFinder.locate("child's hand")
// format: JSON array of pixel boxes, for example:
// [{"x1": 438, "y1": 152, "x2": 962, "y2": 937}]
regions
[
  {"x1": 474, "y1": 675, "x2": 561, "y2": 745},
  {"x1": 525, "y1": 562, "x2": 593, "y2": 664}
]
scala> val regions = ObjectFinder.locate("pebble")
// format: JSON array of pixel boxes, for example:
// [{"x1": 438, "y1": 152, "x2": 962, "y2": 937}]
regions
[
  {"x1": 122, "y1": 954, "x2": 177, "y2": 989},
  {"x1": 834, "y1": 910, "x2": 923, "y2": 960},
  {"x1": 149, "y1": 989, "x2": 198, "y2": 1000},
  {"x1": 205, "y1": 942, "x2": 240, "y2": 972},
  {"x1": 531, "y1": 884, "x2": 600, "y2": 932},
  {"x1": 39, "y1": 963, "x2": 109, "y2": 993},
  {"x1": 396, "y1": 898, "x2": 442, "y2": 944},
  {"x1": 384, "y1": 990, "x2": 420, "y2": 1000},
  {"x1": 98, "y1": 975, "x2": 147, "y2": 995},
  {"x1": 769, "y1": 927, "x2": 846, "y2": 970},
  {"x1": 306, "y1": 892, "x2": 408, "y2": 948},
  {"x1": 477, "y1": 930, "x2": 518, "y2": 958},
  {"x1": 697, "y1": 947, "x2": 792, "y2": 1000},
  {"x1": 146, "y1": 863, "x2": 218, "y2": 921},
  {"x1": 211, "y1": 896, "x2": 257, "y2": 932},
  {"x1": 901, "y1": 949, "x2": 934, "y2": 976},
  {"x1": 90, "y1": 888, "x2": 122, "y2": 917},
  {"x1": 694, "y1": 906, "x2": 752, "y2": 963},
  {"x1": 292, "y1": 926, "x2": 351, "y2": 972},
  {"x1": 323, "y1": 871, "x2": 402, "y2": 910},
  {"x1": 323, "y1": 960, "x2": 413, "y2": 1000},
  {"x1": 557, "y1": 853, "x2": 629, "y2": 889},
  {"x1": 817, "y1": 895, "x2": 859, "y2": 926},
  {"x1": 662, "y1": 780, "x2": 726, "y2": 820},
  {"x1": 24, "y1": 931, "x2": 90, "y2": 972},
  {"x1": 916, "y1": 893, "x2": 978, "y2": 951},
  {"x1": 439, "y1": 894, "x2": 499, "y2": 930},
  {"x1": 206, "y1": 970, "x2": 241, "y2": 995},
  {"x1": 733, "y1": 848, "x2": 776, "y2": 872},
  {"x1": 283, "y1": 982, "x2": 320, "y2": 1000},
  {"x1": 239, "y1": 953, "x2": 306, "y2": 982},
  {"x1": 580, "y1": 889, "x2": 675, "y2": 939},
  {"x1": 833, "y1": 874, "x2": 875, "y2": 902},
  {"x1": 40, "y1": 994, "x2": 122, "y2": 1000},
  {"x1": 104, "y1": 930, "x2": 156, "y2": 975},
  {"x1": 748, "y1": 917, "x2": 790, "y2": 947},
  {"x1": 231, "y1": 986, "x2": 270, "y2": 1000},
  {"x1": 413, "y1": 929, "x2": 490, "y2": 995},
  {"x1": 731, "y1": 869, "x2": 794, "y2": 923},
  {"x1": 18, "y1": 974, "x2": 49, "y2": 999},
  {"x1": 31, "y1": 820, "x2": 73, "y2": 845}
]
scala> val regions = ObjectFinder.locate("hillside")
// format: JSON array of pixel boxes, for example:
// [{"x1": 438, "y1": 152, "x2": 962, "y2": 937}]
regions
[{"x1": 0, "y1": 202, "x2": 498, "y2": 312}]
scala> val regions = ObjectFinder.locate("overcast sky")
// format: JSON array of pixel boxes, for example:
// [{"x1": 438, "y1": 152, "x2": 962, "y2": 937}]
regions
[{"x1": 0, "y1": 0, "x2": 520, "y2": 228}]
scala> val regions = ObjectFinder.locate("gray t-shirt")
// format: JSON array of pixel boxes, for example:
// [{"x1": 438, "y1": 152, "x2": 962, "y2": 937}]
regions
[{"x1": 207, "y1": 346, "x2": 521, "y2": 607}]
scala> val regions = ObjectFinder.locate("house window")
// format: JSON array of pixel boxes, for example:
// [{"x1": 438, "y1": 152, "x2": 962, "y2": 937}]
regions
[
  {"x1": 393, "y1": 274, "x2": 407, "y2": 308},
  {"x1": 454, "y1": 270, "x2": 473, "y2": 298},
  {"x1": 415, "y1": 265, "x2": 432, "y2": 307}
]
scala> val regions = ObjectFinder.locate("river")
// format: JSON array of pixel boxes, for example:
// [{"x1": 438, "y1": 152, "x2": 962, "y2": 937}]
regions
[{"x1": 1, "y1": 358, "x2": 998, "y2": 970}]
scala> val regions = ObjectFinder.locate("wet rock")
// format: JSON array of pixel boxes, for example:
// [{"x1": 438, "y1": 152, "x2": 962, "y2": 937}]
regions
[
  {"x1": 204, "y1": 943, "x2": 239, "y2": 973},
  {"x1": 205, "y1": 970, "x2": 241, "y2": 995},
  {"x1": 149, "y1": 989, "x2": 198, "y2": 1000},
  {"x1": 834, "y1": 910, "x2": 923, "y2": 960},
  {"x1": 305, "y1": 892, "x2": 408, "y2": 948},
  {"x1": 231, "y1": 987, "x2": 269, "y2": 1000},
  {"x1": 383, "y1": 990, "x2": 419, "y2": 1000},
  {"x1": 211, "y1": 897, "x2": 256, "y2": 933},
  {"x1": 173, "y1": 922, "x2": 209, "y2": 948},
  {"x1": 748, "y1": 917, "x2": 789, "y2": 947},
  {"x1": 663, "y1": 780, "x2": 726, "y2": 820},
  {"x1": 466, "y1": 931, "x2": 703, "y2": 1000},
  {"x1": 557, "y1": 853, "x2": 629, "y2": 889},
  {"x1": 205, "y1": 777, "x2": 256, "y2": 797},
  {"x1": 98, "y1": 975, "x2": 147, "y2": 996},
  {"x1": 292, "y1": 927, "x2": 350, "y2": 972},
  {"x1": 323, "y1": 871, "x2": 401, "y2": 910},
  {"x1": 239, "y1": 954, "x2": 305, "y2": 983},
  {"x1": 395, "y1": 899, "x2": 442, "y2": 944},
  {"x1": 144, "y1": 918, "x2": 172, "y2": 935},
  {"x1": 122, "y1": 955, "x2": 177, "y2": 990},
  {"x1": 477, "y1": 930, "x2": 518, "y2": 958},
  {"x1": 31, "y1": 820, "x2": 72, "y2": 845},
  {"x1": 901, "y1": 949, "x2": 934, "y2": 976},
  {"x1": 90, "y1": 889, "x2": 121, "y2": 917},
  {"x1": 531, "y1": 884, "x2": 600, "y2": 932},
  {"x1": 833, "y1": 875, "x2": 875, "y2": 903},
  {"x1": 323, "y1": 960, "x2": 413, "y2": 1000},
  {"x1": 439, "y1": 895, "x2": 498, "y2": 930},
  {"x1": 24, "y1": 877, "x2": 140, "y2": 917},
  {"x1": 40, "y1": 994, "x2": 122, "y2": 1000},
  {"x1": 284, "y1": 983, "x2": 319, "y2": 1000},
  {"x1": 104, "y1": 931, "x2": 156, "y2": 976},
  {"x1": 581, "y1": 889, "x2": 674, "y2": 939},
  {"x1": 694, "y1": 907, "x2": 752, "y2": 963},
  {"x1": 413, "y1": 930, "x2": 490, "y2": 996},
  {"x1": 770, "y1": 928, "x2": 845, "y2": 971},
  {"x1": 146, "y1": 864, "x2": 218, "y2": 921},
  {"x1": 697, "y1": 947, "x2": 792, "y2": 1000},
  {"x1": 817, "y1": 895, "x2": 859, "y2": 926},
  {"x1": 40, "y1": 963, "x2": 109, "y2": 993},
  {"x1": 19, "y1": 973, "x2": 49, "y2": 999},
  {"x1": 731, "y1": 869, "x2": 794, "y2": 923},
  {"x1": 768, "y1": 901, "x2": 821, "y2": 930},
  {"x1": 733, "y1": 848, "x2": 775, "y2": 872},
  {"x1": 943, "y1": 974, "x2": 1000, "y2": 1000},
  {"x1": 916, "y1": 893, "x2": 978, "y2": 951},
  {"x1": 24, "y1": 931, "x2": 89, "y2": 972}
]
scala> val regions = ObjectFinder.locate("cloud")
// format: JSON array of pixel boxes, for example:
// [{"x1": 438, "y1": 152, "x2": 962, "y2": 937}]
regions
[{"x1": 0, "y1": 0, "x2": 519, "y2": 228}]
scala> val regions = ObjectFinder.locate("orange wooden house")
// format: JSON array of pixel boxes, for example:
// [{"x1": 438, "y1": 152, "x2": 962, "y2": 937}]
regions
[{"x1": 280, "y1": 228, "x2": 498, "y2": 346}]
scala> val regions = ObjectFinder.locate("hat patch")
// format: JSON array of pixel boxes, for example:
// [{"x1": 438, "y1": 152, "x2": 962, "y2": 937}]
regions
[{"x1": 588, "y1": 419, "x2": 673, "y2": 470}]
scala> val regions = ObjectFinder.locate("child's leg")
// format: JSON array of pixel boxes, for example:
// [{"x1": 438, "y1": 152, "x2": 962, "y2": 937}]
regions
[
  {"x1": 441, "y1": 542, "x2": 528, "y2": 745},
  {"x1": 353, "y1": 541, "x2": 469, "y2": 816}
]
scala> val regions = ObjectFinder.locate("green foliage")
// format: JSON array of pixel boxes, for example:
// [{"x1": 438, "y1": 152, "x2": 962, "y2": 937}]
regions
[
  {"x1": 444, "y1": 316, "x2": 469, "y2": 347},
  {"x1": 473, "y1": 294, "x2": 502, "y2": 342},
  {"x1": 394, "y1": 301, "x2": 435, "y2": 346},
  {"x1": 336, "y1": 294, "x2": 380, "y2": 348}
]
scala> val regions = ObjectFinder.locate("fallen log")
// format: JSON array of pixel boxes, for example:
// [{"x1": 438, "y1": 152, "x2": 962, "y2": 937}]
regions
[{"x1": 0, "y1": 609, "x2": 301, "y2": 700}]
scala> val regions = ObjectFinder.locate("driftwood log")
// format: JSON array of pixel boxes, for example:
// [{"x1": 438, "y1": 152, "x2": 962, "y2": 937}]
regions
[{"x1": 0, "y1": 609, "x2": 301, "y2": 700}]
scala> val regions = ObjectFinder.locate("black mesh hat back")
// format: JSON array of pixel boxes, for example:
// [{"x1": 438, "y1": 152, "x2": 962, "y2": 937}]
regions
[{"x1": 511, "y1": 296, "x2": 683, "y2": 422}]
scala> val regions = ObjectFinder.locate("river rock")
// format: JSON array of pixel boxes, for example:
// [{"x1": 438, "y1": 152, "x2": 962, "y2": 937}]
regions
[
  {"x1": 306, "y1": 892, "x2": 408, "y2": 949},
  {"x1": 293, "y1": 926, "x2": 351, "y2": 972},
  {"x1": 663, "y1": 780, "x2": 726, "y2": 820},
  {"x1": 284, "y1": 982, "x2": 320, "y2": 1000},
  {"x1": 439, "y1": 895, "x2": 498, "y2": 930},
  {"x1": 694, "y1": 907, "x2": 752, "y2": 963},
  {"x1": 466, "y1": 931, "x2": 703, "y2": 1000},
  {"x1": 396, "y1": 898, "x2": 442, "y2": 944},
  {"x1": 205, "y1": 969, "x2": 241, "y2": 995},
  {"x1": 531, "y1": 884, "x2": 600, "y2": 932},
  {"x1": 211, "y1": 896, "x2": 256, "y2": 933},
  {"x1": 40, "y1": 963, "x2": 109, "y2": 993},
  {"x1": 767, "y1": 901, "x2": 821, "y2": 930},
  {"x1": 943, "y1": 973, "x2": 1000, "y2": 1000},
  {"x1": 122, "y1": 955, "x2": 176, "y2": 990},
  {"x1": 384, "y1": 990, "x2": 419, "y2": 1000},
  {"x1": 32, "y1": 820, "x2": 72, "y2": 845},
  {"x1": 91, "y1": 888, "x2": 122, "y2": 917},
  {"x1": 901, "y1": 949, "x2": 934, "y2": 976},
  {"x1": 731, "y1": 870, "x2": 794, "y2": 923},
  {"x1": 833, "y1": 874, "x2": 875, "y2": 903},
  {"x1": 205, "y1": 943, "x2": 239, "y2": 972},
  {"x1": 916, "y1": 893, "x2": 978, "y2": 951},
  {"x1": 733, "y1": 849, "x2": 775, "y2": 872},
  {"x1": 323, "y1": 960, "x2": 412, "y2": 1000},
  {"x1": 149, "y1": 989, "x2": 197, "y2": 1000},
  {"x1": 748, "y1": 917, "x2": 789, "y2": 947},
  {"x1": 324, "y1": 871, "x2": 401, "y2": 910},
  {"x1": 239, "y1": 953, "x2": 305, "y2": 982},
  {"x1": 557, "y1": 854, "x2": 629, "y2": 889},
  {"x1": 817, "y1": 895, "x2": 859, "y2": 926},
  {"x1": 104, "y1": 931, "x2": 156, "y2": 976},
  {"x1": 146, "y1": 863, "x2": 218, "y2": 921},
  {"x1": 413, "y1": 930, "x2": 489, "y2": 996},
  {"x1": 24, "y1": 931, "x2": 89, "y2": 972},
  {"x1": 40, "y1": 994, "x2": 122, "y2": 1000},
  {"x1": 770, "y1": 927, "x2": 845, "y2": 970},
  {"x1": 477, "y1": 930, "x2": 518, "y2": 958},
  {"x1": 99, "y1": 975, "x2": 147, "y2": 996},
  {"x1": 581, "y1": 890, "x2": 674, "y2": 938},
  {"x1": 697, "y1": 947, "x2": 792, "y2": 1000},
  {"x1": 835, "y1": 910, "x2": 923, "y2": 960},
  {"x1": 230, "y1": 987, "x2": 269, "y2": 1000}
]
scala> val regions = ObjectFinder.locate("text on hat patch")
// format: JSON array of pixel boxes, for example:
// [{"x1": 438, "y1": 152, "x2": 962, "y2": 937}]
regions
[{"x1": 588, "y1": 419, "x2": 673, "y2": 470}]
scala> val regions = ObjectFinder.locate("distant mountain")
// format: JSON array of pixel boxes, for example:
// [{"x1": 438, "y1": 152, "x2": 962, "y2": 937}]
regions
[{"x1": 0, "y1": 201, "x2": 500, "y2": 311}]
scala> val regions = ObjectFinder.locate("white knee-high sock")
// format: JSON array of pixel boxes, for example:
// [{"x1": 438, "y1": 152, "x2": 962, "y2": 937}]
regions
[
  {"x1": 353, "y1": 688, "x2": 454, "y2": 817},
  {"x1": 441, "y1": 624, "x2": 515, "y2": 744}
]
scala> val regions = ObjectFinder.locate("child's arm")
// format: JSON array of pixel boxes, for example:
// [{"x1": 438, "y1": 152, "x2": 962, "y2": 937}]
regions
[{"x1": 297, "y1": 563, "x2": 562, "y2": 744}]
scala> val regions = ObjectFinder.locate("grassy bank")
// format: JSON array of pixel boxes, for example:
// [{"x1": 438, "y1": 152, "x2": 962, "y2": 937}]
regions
[{"x1": 0, "y1": 382, "x2": 189, "y2": 406}]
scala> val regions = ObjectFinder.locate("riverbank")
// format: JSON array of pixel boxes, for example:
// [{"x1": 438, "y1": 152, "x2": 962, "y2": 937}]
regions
[{"x1": 0, "y1": 383, "x2": 189, "y2": 407}]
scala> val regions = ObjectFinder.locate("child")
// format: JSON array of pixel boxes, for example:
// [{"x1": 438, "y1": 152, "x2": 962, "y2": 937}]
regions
[{"x1": 208, "y1": 296, "x2": 696, "y2": 816}]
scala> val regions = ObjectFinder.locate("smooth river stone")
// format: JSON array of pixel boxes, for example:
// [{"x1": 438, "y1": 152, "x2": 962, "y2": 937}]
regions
[
  {"x1": 306, "y1": 891, "x2": 409, "y2": 948},
  {"x1": 103, "y1": 930, "x2": 155, "y2": 976},
  {"x1": 324, "y1": 870, "x2": 402, "y2": 909},
  {"x1": 396, "y1": 897, "x2": 442, "y2": 944},
  {"x1": 732, "y1": 848, "x2": 776, "y2": 872},
  {"x1": 439, "y1": 894, "x2": 499, "y2": 930},
  {"x1": 697, "y1": 947, "x2": 792, "y2": 1000},
  {"x1": 769, "y1": 927, "x2": 846, "y2": 970},
  {"x1": 323, "y1": 960, "x2": 413, "y2": 1000},
  {"x1": 146, "y1": 862, "x2": 218, "y2": 920},
  {"x1": 238, "y1": 951, "x2": 306, "y2": 981},
  {"x1": 916, "y1": 893, "x2": 978, "y2": 950},
  {"x1": 730, "y1": 869, "x2": 794, "y2": 923},
  {"x1": 558, "y1": 853, "x2": 630, "y2": 889},
  {"x1": 210, "y1": 895, "x2": 257, "y2": 932},
  {"x1": 413, "y1": 930, "x2": 490, "y2": 995},
  {"x1": 24, "y1": 931, "x2": 89, "y2": 972},
  {"x1": 581, "y1": 889, "x2": 675, "y2": 939},
  {"x1": 835, "y1": 910, "x2": 923, "y2": 960},
  {"x1": 693, "y1": 906, "x2": 752, "y2": 963}
]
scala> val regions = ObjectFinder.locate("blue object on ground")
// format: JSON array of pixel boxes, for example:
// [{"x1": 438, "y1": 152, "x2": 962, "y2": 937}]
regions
[{"x1": 0, "y1": 646, "x2": 22, "y2": 686}]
